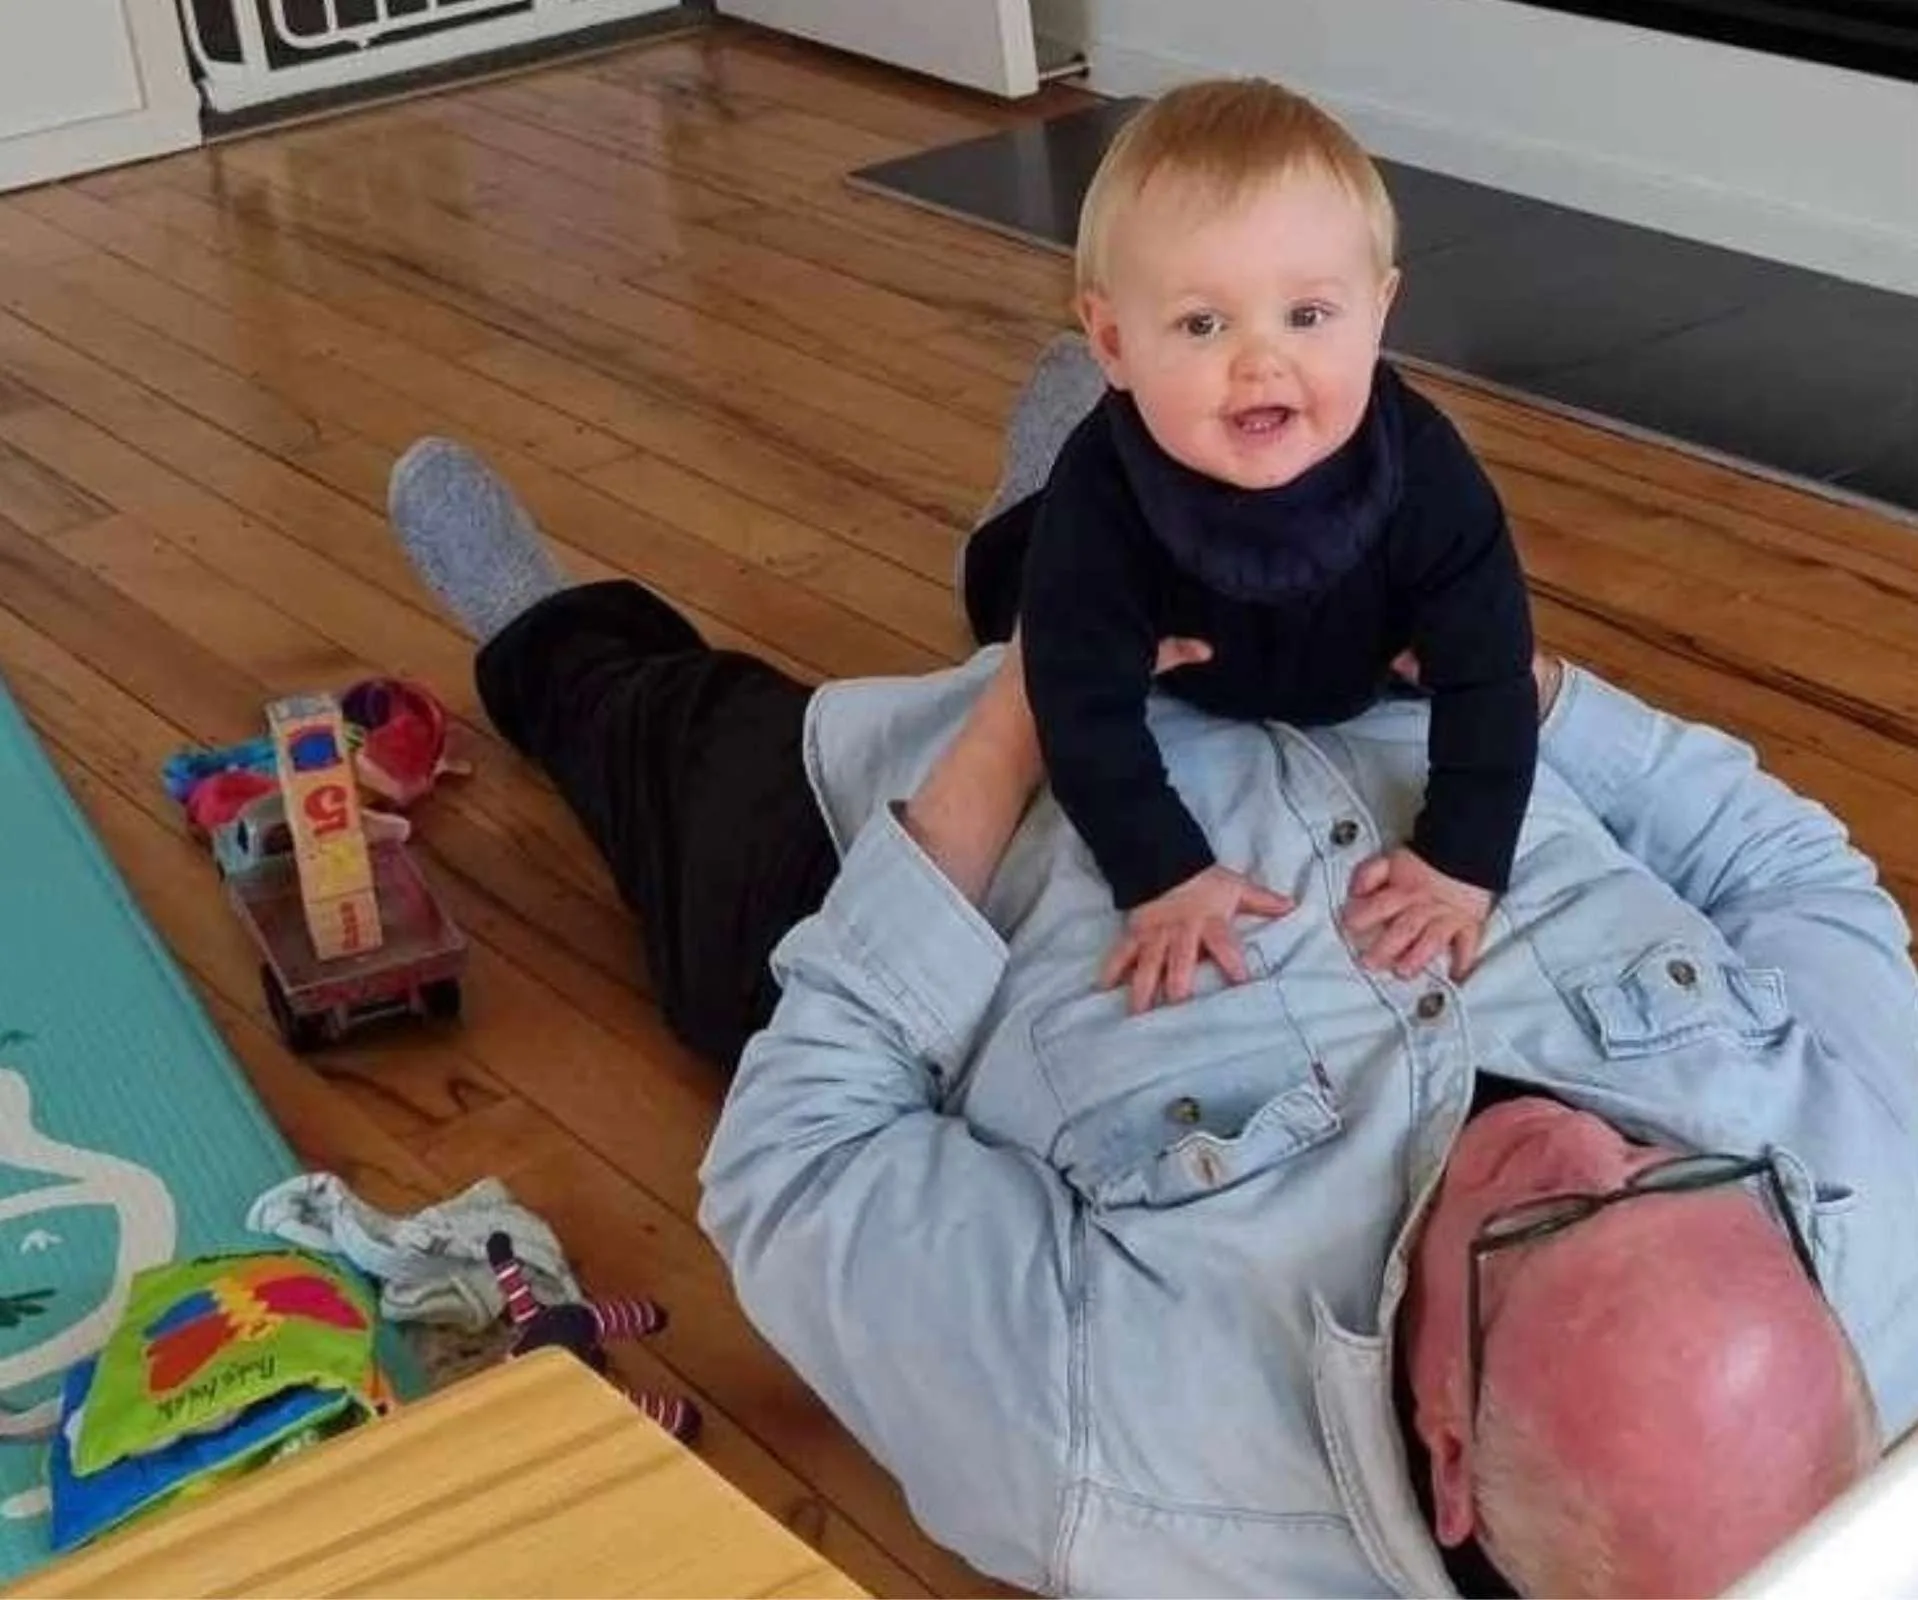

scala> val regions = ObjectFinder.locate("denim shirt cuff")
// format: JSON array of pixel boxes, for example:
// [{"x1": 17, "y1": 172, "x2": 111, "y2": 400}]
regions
[
  {"x1": 820, "y1": 803, "x2": 1010, "y2": 1075},
  {"x1": 1539, "y1": 664, "x2": 1658, "y2": 817}
]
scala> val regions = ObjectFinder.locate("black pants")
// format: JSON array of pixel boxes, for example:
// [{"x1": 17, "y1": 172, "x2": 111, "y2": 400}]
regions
[
  {"x1": 476, "y1": 581, "x2": 838, "y2": 1072},
  {"x1": 960, "y1": 494, "x2": 1039, "y2": 646}
]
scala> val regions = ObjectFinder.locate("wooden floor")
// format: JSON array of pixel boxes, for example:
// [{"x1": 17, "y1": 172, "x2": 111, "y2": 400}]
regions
[{"x1": 4, "y1": 22, "x2": 1918, "y2": 1597}]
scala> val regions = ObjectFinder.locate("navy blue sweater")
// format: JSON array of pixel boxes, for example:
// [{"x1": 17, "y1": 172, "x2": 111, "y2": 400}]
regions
[{"x1": 1018, "y1": 363, "x2": 1537, "y2": 909}]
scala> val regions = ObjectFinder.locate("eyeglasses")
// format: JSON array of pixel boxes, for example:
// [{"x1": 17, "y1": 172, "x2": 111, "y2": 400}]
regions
[{"x1": 1465, "y1": 1151, "x2": 1821, "y2": 1418}]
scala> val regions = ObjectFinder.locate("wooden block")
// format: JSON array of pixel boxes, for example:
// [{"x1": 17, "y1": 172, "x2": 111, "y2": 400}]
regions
[{"x1": 266, "y1": 692, "x2": 382, "y2": 961}]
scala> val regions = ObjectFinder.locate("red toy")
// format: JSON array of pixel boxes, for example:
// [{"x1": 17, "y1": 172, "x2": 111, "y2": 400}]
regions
[
  {"x1": 340, "y1": 678, "x2": 467, "y2": 809},
  {"x1": 484, "y1": 1232, "x2": 699, "y2": 1443}
]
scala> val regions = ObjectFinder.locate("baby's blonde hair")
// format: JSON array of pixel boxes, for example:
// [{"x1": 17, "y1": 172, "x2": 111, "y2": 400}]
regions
[{"x1": 1075, "y1": 79, "x2": 1398, "y2": 295}]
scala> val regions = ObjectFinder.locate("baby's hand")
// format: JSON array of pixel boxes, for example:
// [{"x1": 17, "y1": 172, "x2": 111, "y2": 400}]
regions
[
  {"x1": 1103, "y1": 866, "x2": 1294, "y2": 1014},
  {"x1": 1340, "y1": 848, "x2": 1491, "y2": 981}
]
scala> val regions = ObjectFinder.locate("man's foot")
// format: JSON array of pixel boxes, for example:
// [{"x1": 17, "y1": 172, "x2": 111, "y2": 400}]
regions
[
  {"x1": 388, "y1": 438, "x2": 567, "y2": 643},
  {"x1": 956, "y1": 335, "x2": 1108, "y2": 621}
]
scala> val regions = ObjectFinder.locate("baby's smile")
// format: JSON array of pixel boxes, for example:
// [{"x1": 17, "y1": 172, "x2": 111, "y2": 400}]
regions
[{"x1": 1227, "y1": 404, "x2": 1297, "y2": 439}]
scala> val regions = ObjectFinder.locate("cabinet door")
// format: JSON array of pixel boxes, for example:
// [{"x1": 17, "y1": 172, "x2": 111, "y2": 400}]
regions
[
  {"x1": 716, "y1": 0, "x2": 1040, "y2": 97},
  {"x1": 0, "y1": 0, "x2": 200, "y2": 193}
]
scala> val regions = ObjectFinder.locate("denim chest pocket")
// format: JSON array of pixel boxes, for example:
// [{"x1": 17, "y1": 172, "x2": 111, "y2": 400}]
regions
[
  {"x1": 1576, "y1": 940, "x2": 1791, "y2": 1058},
  {"x1": 1031, "y1": 960, "x2": 1341, "y2": 1209}
]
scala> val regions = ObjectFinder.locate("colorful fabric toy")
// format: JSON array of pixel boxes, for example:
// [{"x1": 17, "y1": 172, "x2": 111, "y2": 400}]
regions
[
  {"x1": 70, "y1": 1251, "x2": 382, "y2": 1478},
  {"x1": 485, "y1": 1232, "x2": 699, "y2": 1442},
  {"x1": 46, "y1": 1355, "x2": 350, "y2": 1552},
  {"x1": 162, "y1": 739, "x2": 279, "y2": 807}
]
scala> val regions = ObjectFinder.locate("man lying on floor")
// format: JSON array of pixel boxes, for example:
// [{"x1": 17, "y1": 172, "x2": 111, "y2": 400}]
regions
[{"x1": 384, "y1": 342, "x2": 1918, "y2": 1599}]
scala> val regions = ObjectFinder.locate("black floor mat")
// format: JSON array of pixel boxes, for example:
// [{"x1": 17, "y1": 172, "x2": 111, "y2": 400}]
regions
[{"x1": 852, "y1": 100, "x2": 1918, "y2": 521}]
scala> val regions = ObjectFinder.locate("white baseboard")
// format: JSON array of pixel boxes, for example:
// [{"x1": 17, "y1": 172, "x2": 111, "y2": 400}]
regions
[
  {"x1": 1058, "y1": 9, "x2": 1918, "y2": 299},
  {"x1": 0, "y1": 111, "x2": 199, "y2": 194}
]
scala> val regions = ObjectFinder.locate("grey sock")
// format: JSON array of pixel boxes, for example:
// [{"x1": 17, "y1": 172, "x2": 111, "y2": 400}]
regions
[
  {"x1": 388, "y1": 438, "x2": 567, "y2": 643},
  {"x1": 958, "y1": 335, "x2": 1108, "y2": 613},
  {"x1": 976, "y1": 333, "x2": 1109, "y2": 527}
]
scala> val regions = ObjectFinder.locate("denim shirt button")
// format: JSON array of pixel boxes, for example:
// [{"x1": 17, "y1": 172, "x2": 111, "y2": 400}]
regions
[
  {"x1": 1667, "y1": 959, "x2": 1699, "y2": 989},
  {"x1": 1166, "y1": 1095, "x2": 1203, "y2": 1126},
  {"x1": 1330, "y1": 818, "x2": 1360, "y2": 848},
  {"x1": 1416, "y1": 991, "x2": 1447, "y2": 1022}
]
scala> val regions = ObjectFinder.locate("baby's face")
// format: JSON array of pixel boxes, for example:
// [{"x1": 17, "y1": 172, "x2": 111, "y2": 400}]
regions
[{"x1": 1082, "y1": 168, "x2": 1397, "y2": 491}]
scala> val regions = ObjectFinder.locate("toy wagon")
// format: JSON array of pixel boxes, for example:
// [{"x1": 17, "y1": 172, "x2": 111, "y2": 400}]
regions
[
  {"x1": 206, "y1": 691, "x2": 468, "y2": 1053},
  {"x1": 227, "y1": 838, "x2": 466, "y2": 1053}
]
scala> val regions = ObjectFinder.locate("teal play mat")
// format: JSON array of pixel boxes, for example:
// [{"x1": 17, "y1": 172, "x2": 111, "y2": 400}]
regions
[{"x1": 0, "y1": 670, "x2": 309, "y2": 1581}]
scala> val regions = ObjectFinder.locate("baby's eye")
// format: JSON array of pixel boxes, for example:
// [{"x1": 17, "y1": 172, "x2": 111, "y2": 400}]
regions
[
  {"x1": 1177, "y1": 311, "x2": 1224, "y2": 339},
  {"x1": 1289, "y1": 303, "x2": 1335, "y2": 330}
]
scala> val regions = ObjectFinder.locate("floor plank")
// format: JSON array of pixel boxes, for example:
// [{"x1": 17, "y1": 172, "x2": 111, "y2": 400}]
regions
[{"x1": 4, "y1": 20, "x2": 1917, "y2": 1600}]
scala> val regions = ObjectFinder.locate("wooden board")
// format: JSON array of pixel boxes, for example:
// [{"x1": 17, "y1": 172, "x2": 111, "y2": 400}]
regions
[{"x1": 12, "y1": 1349, "x2": 868, "y2": 1599}]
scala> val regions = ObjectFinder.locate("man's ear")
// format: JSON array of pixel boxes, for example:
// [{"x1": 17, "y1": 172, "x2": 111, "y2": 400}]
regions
[
  {"x1": 1429, "y1": 1420, "x2": 1476, "y2": 1547},
  {"x1": 1077, "y1": 291, "x2": 1128, "y2": 389}
]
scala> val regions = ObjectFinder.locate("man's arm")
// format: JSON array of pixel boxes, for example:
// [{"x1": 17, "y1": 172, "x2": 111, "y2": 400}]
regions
[
  {"x1": 1539, "y1": 663, "x2": 1918, "y2": 1101},
  {"x1": 898, "y1": 641, "x2": 1045, "y2": 902},
  {"x1": 697, "y1": 650, "x2": 1077, "y2": 1592}
]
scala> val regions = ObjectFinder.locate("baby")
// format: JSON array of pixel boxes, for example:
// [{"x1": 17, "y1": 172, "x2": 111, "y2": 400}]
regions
[{"x1": 964, "y1": 79, "x2": 1538, "y2": 1009}]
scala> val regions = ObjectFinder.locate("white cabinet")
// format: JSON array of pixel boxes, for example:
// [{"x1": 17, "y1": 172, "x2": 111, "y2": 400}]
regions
[
  {"x1": 0, "y1": 0, "x2": 201, "y2": 193},
  {"x1": 716, "y1": 0, "x2": 1042, "y2": 97}
]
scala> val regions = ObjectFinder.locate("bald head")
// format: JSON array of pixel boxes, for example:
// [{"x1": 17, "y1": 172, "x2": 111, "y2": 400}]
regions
[
  {"x1": 1403, "y1": 1099, "x2": 1879, "y2": 1597},
  {"x1": 1477, "y1": 1191, "x2": 1876, "y2": 1595}
]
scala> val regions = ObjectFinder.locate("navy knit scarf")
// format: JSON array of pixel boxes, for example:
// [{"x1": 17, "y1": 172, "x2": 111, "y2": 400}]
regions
[{"x1": 1104, "y1": 363, "x2": 1405, "y2": 604}]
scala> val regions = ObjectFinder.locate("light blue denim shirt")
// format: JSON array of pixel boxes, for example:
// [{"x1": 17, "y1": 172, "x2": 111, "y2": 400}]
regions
[{"x1": 698, "y1": 655, "x2": 1918, "y2": 1597}]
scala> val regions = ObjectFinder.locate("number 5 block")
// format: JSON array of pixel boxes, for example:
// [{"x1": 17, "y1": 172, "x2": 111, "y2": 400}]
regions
[{"x1": 267, "y1": 693, "x2": 384, "y2": 961}]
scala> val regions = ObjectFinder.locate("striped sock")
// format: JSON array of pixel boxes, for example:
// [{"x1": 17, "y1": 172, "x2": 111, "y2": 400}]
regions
[
  {"x1": 591, "y1": 1296, "x2": 667, "y2": 1341},
  {"x1": 485, "y1": 1232, "x2": 541, "y2": 1329},
  {"x1": 630, "y1": 1388, "x2": 702, "y2": 1444}
]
